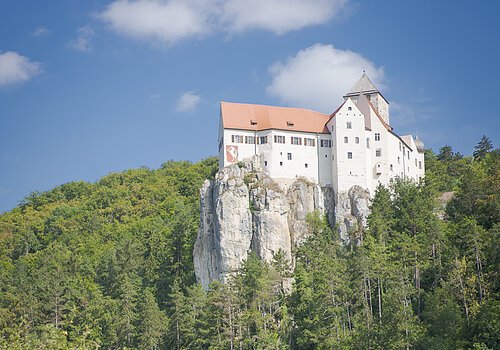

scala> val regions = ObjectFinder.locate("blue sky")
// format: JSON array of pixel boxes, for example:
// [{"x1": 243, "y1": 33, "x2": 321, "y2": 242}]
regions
[{"x1": 0, "y1": 0, "x2": 499, "y2": 212}]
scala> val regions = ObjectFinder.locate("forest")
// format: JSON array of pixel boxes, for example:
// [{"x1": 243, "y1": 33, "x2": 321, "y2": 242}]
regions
[{"x1": 0, "y1": 136, "x2": 498, "y2": 349}]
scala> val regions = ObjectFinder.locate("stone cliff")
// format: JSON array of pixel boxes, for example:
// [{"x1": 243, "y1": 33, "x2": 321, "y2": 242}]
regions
[{"x1": 193, "y1": 160, "x2": 370, "y2": 289}]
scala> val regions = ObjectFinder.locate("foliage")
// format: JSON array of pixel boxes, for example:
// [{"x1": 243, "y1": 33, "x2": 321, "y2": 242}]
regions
[
  {"x1": 0, "y1": 134, "x2": 498, "y2": 349},
  {"x1": 0, "y1": 157, "x2": 218, "y2": 349}
]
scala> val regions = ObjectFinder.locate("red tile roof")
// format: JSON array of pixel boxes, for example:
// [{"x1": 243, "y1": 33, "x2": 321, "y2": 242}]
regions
[{"x1": 221, "y1": 101, "x2": 330, "y2": 134}]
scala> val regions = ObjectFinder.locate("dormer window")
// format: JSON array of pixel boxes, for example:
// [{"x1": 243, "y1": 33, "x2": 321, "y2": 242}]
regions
[
  {"x1": 287, "y1": 121, "x2": 294, "y2": 127},
  {"x1": 250, "y1": 120, "x2": 257, "y2": 125}
]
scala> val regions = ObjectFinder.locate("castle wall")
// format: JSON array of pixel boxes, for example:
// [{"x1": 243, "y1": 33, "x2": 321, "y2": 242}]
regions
[
  {"x1": 330, "y1": 99, "x2": 368, "y2": 194},
  {"x1": 367, "y1": 106, "x2": 390, "y2": 193},
  {"x1": 221, "y1": 126, "x2": 332, "y2": 185}
]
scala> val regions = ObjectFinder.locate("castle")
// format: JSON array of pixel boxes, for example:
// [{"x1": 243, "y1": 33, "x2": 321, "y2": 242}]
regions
[{"x1": 218, "y1": 73, "x2": 425, "y2": 196}]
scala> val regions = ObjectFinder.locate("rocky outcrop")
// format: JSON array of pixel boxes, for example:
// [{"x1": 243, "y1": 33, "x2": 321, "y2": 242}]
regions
[
  {"x1": 194, "y1": 162, "x2": 333, "y2": 288},
  {"x1": 335, "y1": 186, "x2": 371, "y2": 242},
  {"x1": 193, "y1": 161, "x2": 371, "y2": 288}
]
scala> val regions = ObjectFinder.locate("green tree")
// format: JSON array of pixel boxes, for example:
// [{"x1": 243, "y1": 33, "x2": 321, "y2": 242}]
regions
[
  {"x1": 137, "y1": 288, "x2": 168, "y2": 349},
  {"x1": 473, "y1": 135, "x2": 493, "y2": 160}
]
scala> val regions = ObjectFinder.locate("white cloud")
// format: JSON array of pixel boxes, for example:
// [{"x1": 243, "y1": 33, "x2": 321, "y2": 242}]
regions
[
  {"x1": 32, "y1": 26, "x2": 50, "y2": 38},
  {"x1": 0, "y1": 52, "x2": 43, "y2": 87},
  {"x1": 68, "y1": 26, "x2": 95, "y2": 52},
  {"x1": 97, "y1": 0, "x2": 349, "y2": 44},
  {"x1": 176, "y1": 91, "x2": 201, "y2": 112},
  {"x1": 221, "y1": 0, "x2": 347, "y2": 34},
  {"x1": 98, "y1": 0, "x2": 210, "y2": 44},
  {"x1": 266, "y1": 44, "x2": 384, "y2": 113}
]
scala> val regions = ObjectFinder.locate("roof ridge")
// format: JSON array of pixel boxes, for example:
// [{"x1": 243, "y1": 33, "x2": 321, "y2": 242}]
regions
[{"x1": 221, "y1": 101, "x2": 330, "y2": 117}]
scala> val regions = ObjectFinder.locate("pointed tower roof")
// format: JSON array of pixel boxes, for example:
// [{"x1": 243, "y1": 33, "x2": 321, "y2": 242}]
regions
[
  {"x1": 344, "y1": 72, "x2": 388, "y2": 103},
  {"x1": 345, "y1": 73, "x2": 378, "y2": 96}
]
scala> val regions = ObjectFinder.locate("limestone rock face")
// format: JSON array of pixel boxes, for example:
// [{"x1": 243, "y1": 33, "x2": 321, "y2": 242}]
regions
[
  {"x1": 193, "y1": 163, "x2": 333, "y2": 289},
  {"x1": 193, "y1": 162, "x2": 371, "y2": 288},
  {"x1": 335, "y1": 185, "x2": 371, "y2": 242}
]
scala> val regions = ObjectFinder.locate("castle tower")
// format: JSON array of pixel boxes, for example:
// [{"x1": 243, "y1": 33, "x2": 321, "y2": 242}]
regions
[{"x1": 343, "y1": 73, "x2": 390, "y2": 125}]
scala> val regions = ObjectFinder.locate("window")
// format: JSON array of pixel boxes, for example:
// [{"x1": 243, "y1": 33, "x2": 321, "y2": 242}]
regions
[
  {"x1": 304, "y1": 138, "x2": 315, "y2": 146},
  {"x1": 399, "y1": 142, "x2": 402, "y2": 151},
  {"x1": 376, "y1": 149, "x2": 382, "y2": 157},
  {"x1": 346, "y1": 122, "x2": 352, "y2": 129},
  {"x1": 407, "y1": 151, "x2": 410, "y2": 159},
  {"x1": 344, "y1": 136, "x2": 348, "y2": 143},
  {"x1": 415, "y1": 159, "x2": 417, "y2": 166},
  {"x1": 419, "y1": 161, "x2": 422, "y2": 169},
  {"x1": 274, "y1": 135, "x2": 285, "y2": 143},
  {"x1": 375, "y1": 133, "x2": 380, "y2": 141},
  {"x1": 366, "y1": 138, "x2": 370, "y2": 148},
  {"x1": 287, "y1": 153, "x2": 292, "y2": 160},
  {"x1": 280, "y1": 161, "x2": 283, "y2": 166},
  {"x1": 305, "y1": 163, "x2": 308, "y2": 168},
  {"x1": 291, "y1": 136, "x2": 301, "y2": 145},
  {"x1": 245, "y1": 136, "x2": 255, "y2": 144},
  {"x1": 355, "y1": 137, "x2": 359, "y2": 144},
  {"x1": 398, "y1": 156, "x2": 400, "y2": 164},
  {"x1": 231, "y1": 135, "x2": 243, "y2": 143},
  {"x1": 390, "y1": 164, "x2": 393, "y2": 171},
  {"x1": 348, "y1": 106, "x2": 352, "y2": 111},
  {"x1": 320, "y1": 139, "x2": 332, "y2": 147},
  {"x1": 347, "y1": 152, "x2": 353, "y2": 159},
  {"x1": 258, "y1": 136, "x2": 268, "y2": 144},
  {"x1": 264, "y1": 161, "x2": 268, "y2": 166}
]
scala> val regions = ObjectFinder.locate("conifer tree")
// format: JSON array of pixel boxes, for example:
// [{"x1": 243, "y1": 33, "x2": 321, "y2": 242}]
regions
[{"x1": 473, "y1": 135, "x2": 493, "y2": 160}]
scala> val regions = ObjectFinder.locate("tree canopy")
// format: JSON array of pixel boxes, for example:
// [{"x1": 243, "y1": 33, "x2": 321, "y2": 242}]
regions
[{"x1": 0, "y1": 135, "x2": 498, "y2": 349}]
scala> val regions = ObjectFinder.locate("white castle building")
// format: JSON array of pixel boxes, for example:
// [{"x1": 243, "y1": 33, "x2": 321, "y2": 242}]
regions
[{"x1": 218, "y1": 73, "x2": 425, "y2": 196}]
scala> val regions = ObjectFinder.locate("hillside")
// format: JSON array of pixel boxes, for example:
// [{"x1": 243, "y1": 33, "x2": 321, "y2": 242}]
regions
[{"x1": 0, "y1": 137, "x2": 499, "y2": 349}]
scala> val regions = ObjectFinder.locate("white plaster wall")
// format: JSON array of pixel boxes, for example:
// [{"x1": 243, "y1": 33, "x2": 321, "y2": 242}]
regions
[
  {"x1": 222, "y1": 127, "x2": 330, "y2": 183},
  {"x1": 366, "y1": 106, "x2": 391, "y2": 193},
  {"x1": 331, "y1": 99, "x2": 368, "y2": 193},
  {"x1": 406, "y1": 138, "x2": 419, "y2": 182},
  {"x1": 387, "y1": 134, "x2": 405, "y2": 183},
  {"x1": 318, "y1": 136, "x2": 333, "y2": 187},
  {"x1": 417, "y1": 151, "x2": 425, "y2": 181},
  {"x1": 222, "y1": 129, "x2": 258, "y2": 166},
  {"x1": 218, "y1": 116, "x2": 224, "y2": 168},
  {"x1": 263, "y1": 130, "x2": 324, "y2": 183},
  {"x1": 400, "y1": 136, "x2": 425, "y2": 183}
]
